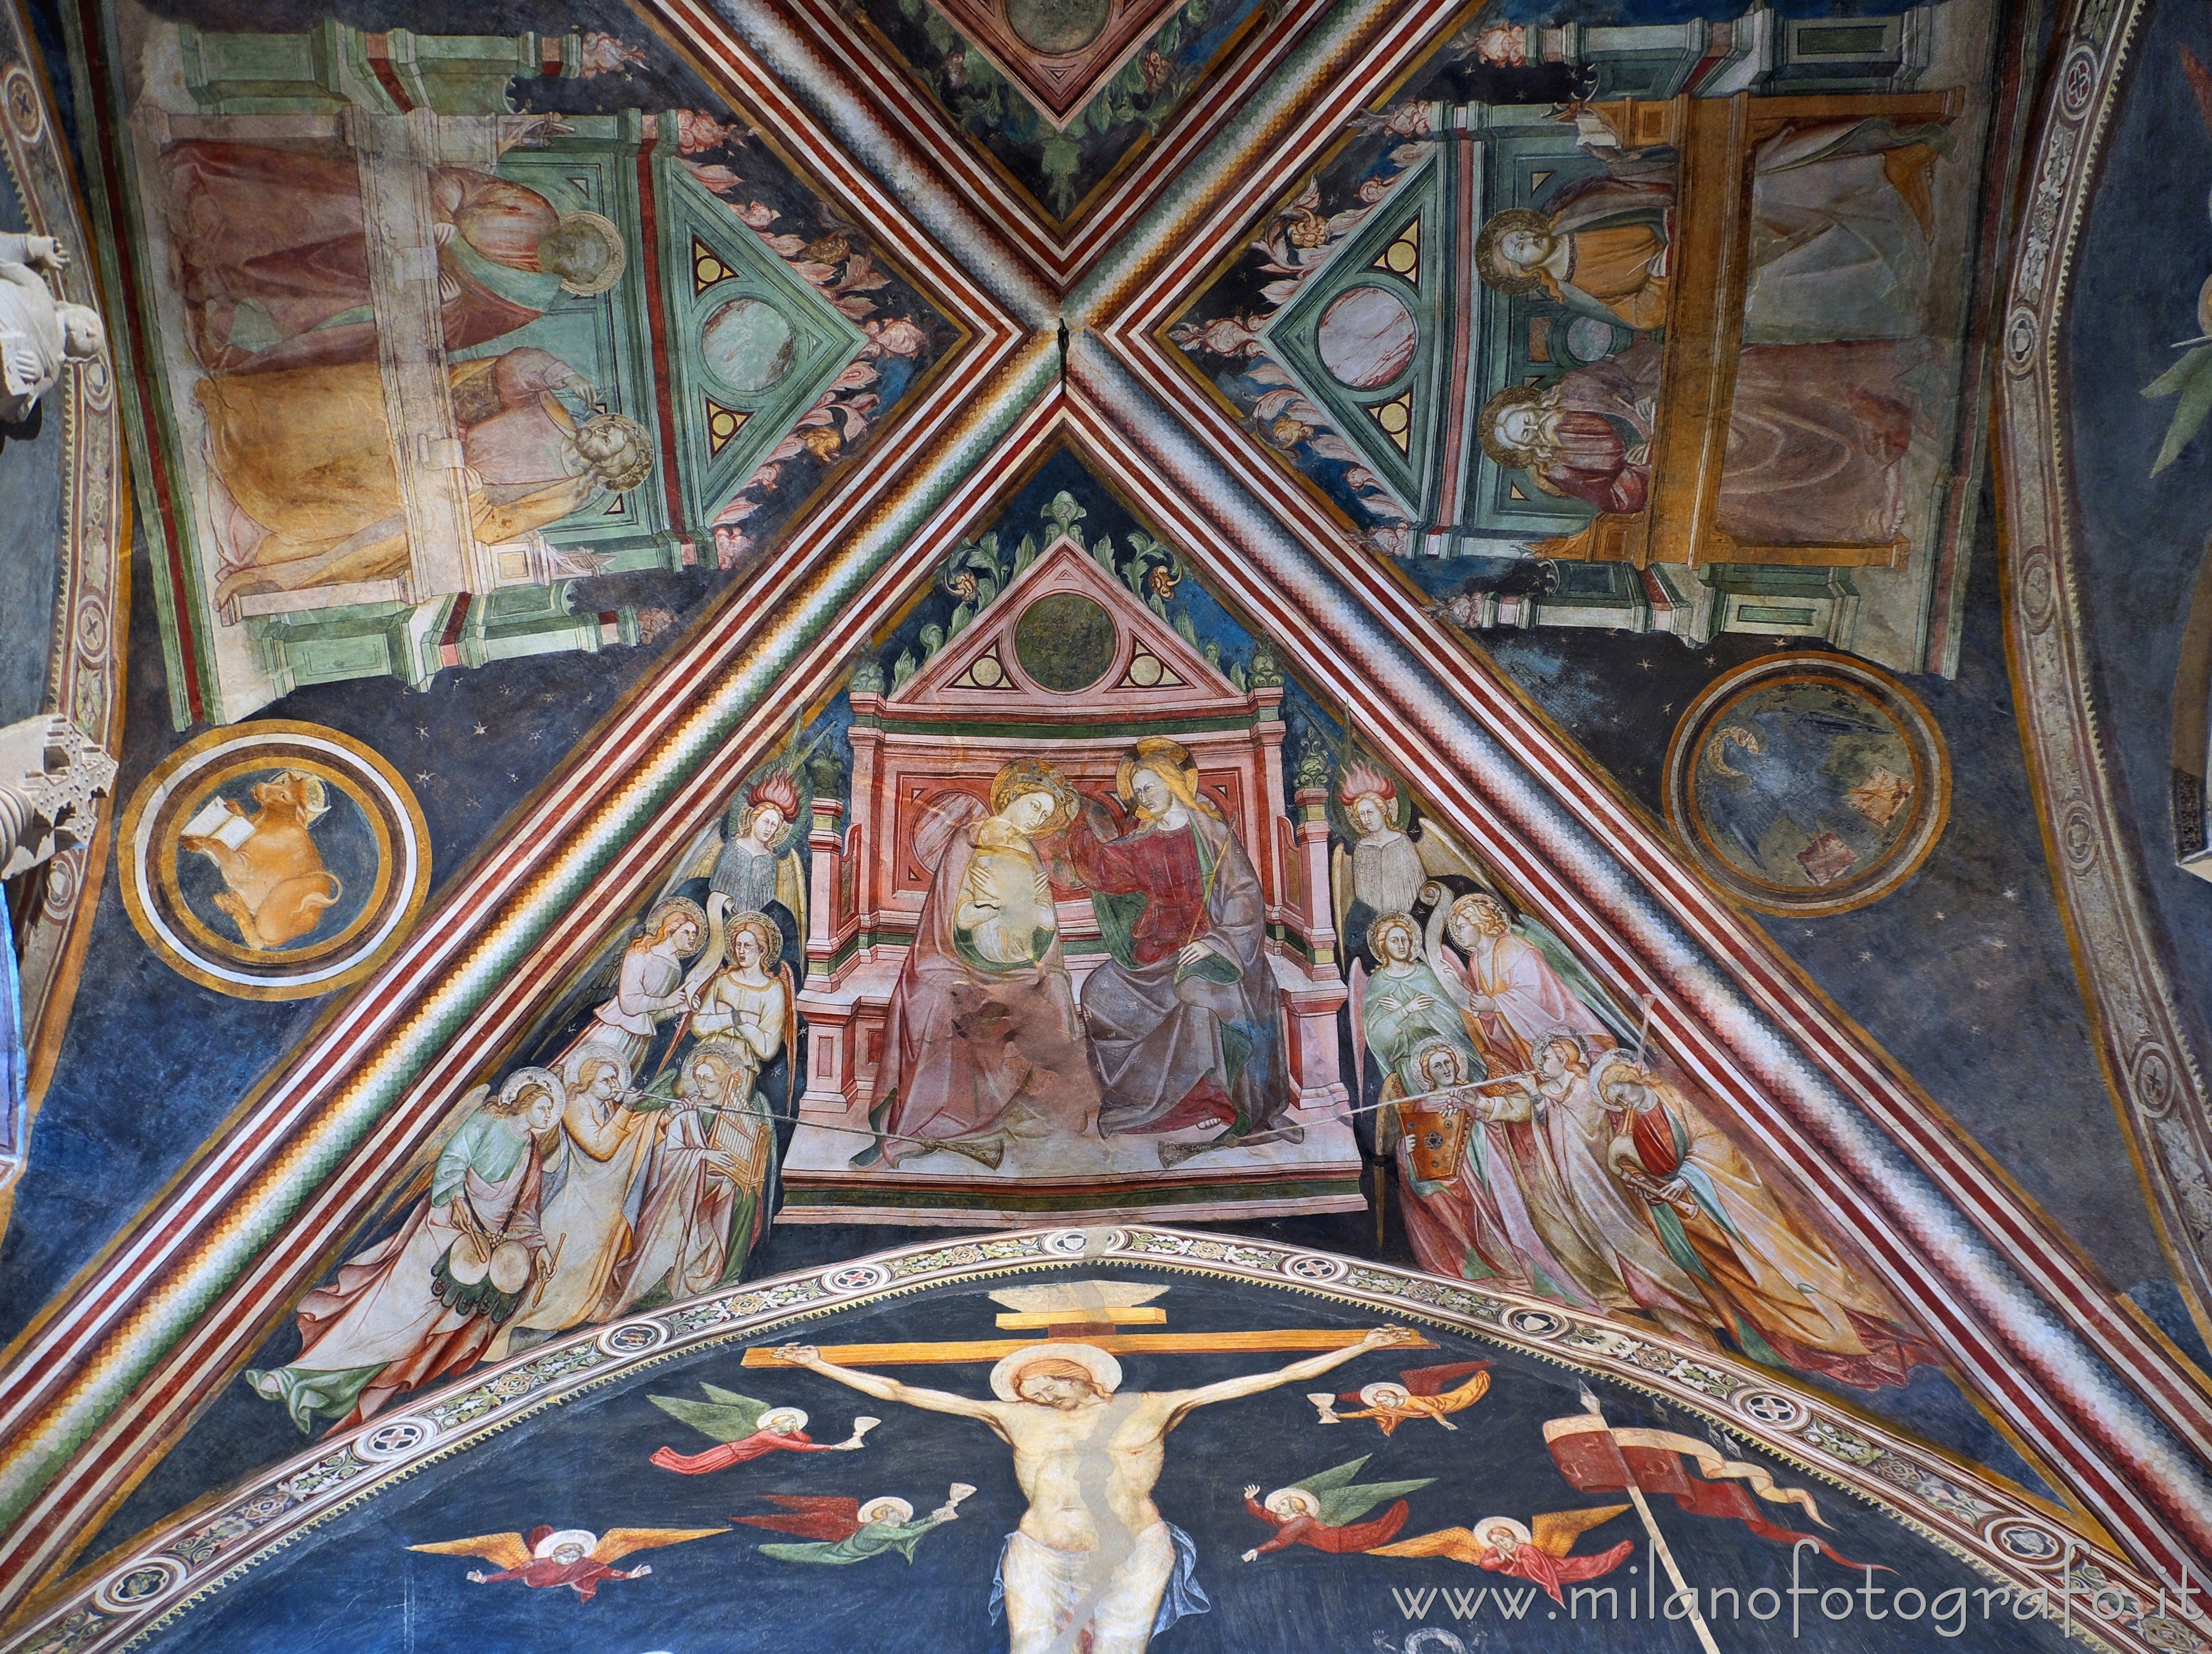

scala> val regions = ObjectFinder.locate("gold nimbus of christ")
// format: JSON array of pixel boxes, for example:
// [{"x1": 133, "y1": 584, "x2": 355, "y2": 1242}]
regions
[{"x1": 772, "y1": 1325, "x2": 1422, "y2": 1653}]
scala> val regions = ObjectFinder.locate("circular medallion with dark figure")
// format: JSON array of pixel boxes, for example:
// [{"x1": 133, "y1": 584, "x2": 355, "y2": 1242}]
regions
[
  {"x1": 1013, "y1": 591, "x2": 1118, "y2": 692},
  {"x1": 1006, "y1": 0, "x2": 1110, "y2": 54}
]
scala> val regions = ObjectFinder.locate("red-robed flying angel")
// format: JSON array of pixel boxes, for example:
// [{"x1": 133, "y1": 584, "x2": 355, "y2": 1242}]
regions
[
  {"x1": 1306, "y1": 1360, "x2": 1493, "y2": 1435},
  {"x1": 646, "y1": 1381, "x2": 878, "y2": 1474},
  {"x1": 1371, "y1": 1506, "x2": 1634, "y2": 1603},
  {"x1": 1240, "y1": 1456, "x2": 1435, "y2": 1561},
  {"x1": 408, "y1": 1523, "x2": 724, "y2": 1601}
]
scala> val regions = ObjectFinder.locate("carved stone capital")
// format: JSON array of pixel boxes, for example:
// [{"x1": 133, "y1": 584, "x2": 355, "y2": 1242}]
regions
[{"x1": 0, "y1": 716, "x2": 117, "y2": 880}]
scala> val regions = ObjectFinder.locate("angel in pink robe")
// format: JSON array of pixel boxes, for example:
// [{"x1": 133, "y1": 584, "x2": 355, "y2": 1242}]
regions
[
  {"x1": 861, "y1": 762, "x2": 1100, "y2": 1169},
  {"x1": 1422, "y1": 892, "x2": 1614, "y2": 1075}
]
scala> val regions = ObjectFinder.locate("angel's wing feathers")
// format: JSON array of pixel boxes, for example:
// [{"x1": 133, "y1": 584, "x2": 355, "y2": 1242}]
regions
[
  {"x1": 409, "y1": 1532, "x2": 533, "y2": 1571},
  {"x1": 775, "y1": 848, "x2": 808, "y2": 953},
  {"x1": 590, "y1": 1526, "x2": 728, "y2": 1564},
  {"x1": 1314, "y1": 1475, "x2": 1437, "y2": 1528},
  {"x1": 2185, "y1": 46, "x2": 2212, "y2": 132},
  {"x1": 1400, "y1": 1361, "x2": 1491, "y2": 1397},
  {"x1": 699, "y1": 1382, "x2": 761, "y2": 1408},
  {"x1": 733, "y1": 1496, "x2": 860, "y2": 1542},
  {"x1": 383, "y1": 1084, "x2": 493, "y2": 1213},
  {"x1": 650, "y1": 1388, "x2": 770, "y2": 1442},
  {"x1": 1532, "y1": 1505, "x2": 1631, "y2": 1558},
  {"x1": 1295, "y1": 1457, "x2": 1372, "y2": 1496},
  {"x1": 1413, "y1": 819, "x2": 1488, "y2": 886},
  {"x1": 680, "y1": 822, "x2": 727, "y2": 884},
  {"x1": 1368, "y1": 1527, "x2": 1482, "y2": 1565},
  {"x1": 1514, "y1": 916, "x2": 1637, "y2": 1043}
]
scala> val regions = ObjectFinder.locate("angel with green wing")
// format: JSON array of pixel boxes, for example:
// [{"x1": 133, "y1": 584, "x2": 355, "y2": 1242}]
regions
[
  {"x1": 1239, "y1": 1456, "x2": 1436, "y2": 1561},
  {"x1": 647, "y1": 1381, "x2": 878, "y2": 1475}
]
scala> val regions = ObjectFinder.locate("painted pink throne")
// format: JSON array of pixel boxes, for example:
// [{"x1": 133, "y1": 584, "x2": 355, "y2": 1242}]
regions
[{"x1": 785, "y1": 536, "x2": 1359, "y2": 1225}]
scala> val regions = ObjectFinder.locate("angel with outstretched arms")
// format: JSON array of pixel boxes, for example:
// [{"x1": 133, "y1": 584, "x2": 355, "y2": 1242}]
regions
[
  {"x1": 770, "y1": 1327, "x2": 1421, "y2": 1654},
  {"x1": 647, "y1": 1381, "x2": 876, "y2": 1474}
]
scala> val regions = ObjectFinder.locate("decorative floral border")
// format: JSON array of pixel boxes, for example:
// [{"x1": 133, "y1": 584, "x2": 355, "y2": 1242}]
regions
[
  {"x1": 1990, "y1": 0, "x2": 2212, "y2": 1336},
  {"x1": 0, "y1": 0, "x2": 128, "y2": 1183},
  {"x1": 7, "y1": 1225, "x2": 2186, "y2": 1654}
]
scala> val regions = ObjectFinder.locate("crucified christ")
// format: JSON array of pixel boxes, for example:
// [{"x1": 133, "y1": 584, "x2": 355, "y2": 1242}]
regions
[{"x1": 771, "y1": 1325, "x2": 1422, "y2": 1653}]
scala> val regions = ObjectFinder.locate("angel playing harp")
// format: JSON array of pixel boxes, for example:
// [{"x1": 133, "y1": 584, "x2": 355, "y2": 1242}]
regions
[
  {"x1": 1371, "y1": 1505, "x2": 1633, "y2": 1604},
  {"x1": 647, "y1": 1382, "x2": 878, "y2": 1475},
  {"x1": 409, "y1": 1522, "x2": 724, "y2": 1601},
  {"x1": 1306, "y1": 1360, "x2": 1493, "y2": 1435},
  {"x1": 1239, "y1": 1456, "x2": 1433, "y2": 1561},
  {"x1": 735, "y1": 1485, "x2": 973, "y2": 1565}
]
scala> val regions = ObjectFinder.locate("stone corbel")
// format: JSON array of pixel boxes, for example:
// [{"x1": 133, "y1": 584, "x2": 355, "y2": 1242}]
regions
[{"x1": 0, "y1": 716, "x2": 117, "y2": 881}]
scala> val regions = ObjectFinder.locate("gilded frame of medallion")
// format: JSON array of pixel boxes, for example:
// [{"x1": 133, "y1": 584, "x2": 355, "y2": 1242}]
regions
[
  {"x1": 1662, "y1": 654, "x2": 1952, "y2": 919},
  {"x1": 116, "y1": 723, "x2": 431, "y2": 1002}
]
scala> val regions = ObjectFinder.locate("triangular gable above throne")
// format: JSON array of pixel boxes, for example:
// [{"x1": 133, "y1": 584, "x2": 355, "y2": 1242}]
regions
[{"x1": 883, "y1": 534, "x2": 1252, "y2": 722}]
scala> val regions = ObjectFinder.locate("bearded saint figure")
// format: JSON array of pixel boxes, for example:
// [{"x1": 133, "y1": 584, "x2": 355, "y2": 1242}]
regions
[
  {"x1": 200, "y1": 346, "x2": 652, "y2": 601},
  {"x1": 1477, "y1": 337, "x2": 1920, "y2": 549},
  {"x1": 158, "y1": 141, "x2": 625, "y2": 374}
]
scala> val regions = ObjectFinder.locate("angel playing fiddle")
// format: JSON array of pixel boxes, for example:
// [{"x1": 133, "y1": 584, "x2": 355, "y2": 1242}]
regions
[
  {"x1": 1306, "y1": 1360, "x2": 1492, "y2": 1435},
  {"x1": 409, "y1": 1523, "x2": 724, "y2": 1601},
  {"x1": 1371, "y1": 1506, "x2": 1634, "y2": 1605},
  {"x1": 647, "y1": 1381, "x2": 878, "y2": 1474}
]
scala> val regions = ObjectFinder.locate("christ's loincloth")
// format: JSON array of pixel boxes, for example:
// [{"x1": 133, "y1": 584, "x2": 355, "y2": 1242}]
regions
[{"x1": 989, "y1": 1521, "x2": 1208, "y2": 1654}]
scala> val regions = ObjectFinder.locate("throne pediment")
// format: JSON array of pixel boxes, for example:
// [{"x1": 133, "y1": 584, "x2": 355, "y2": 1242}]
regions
[{"x1": 882, "y1": 534, "x2": 1252, "y2": 722}]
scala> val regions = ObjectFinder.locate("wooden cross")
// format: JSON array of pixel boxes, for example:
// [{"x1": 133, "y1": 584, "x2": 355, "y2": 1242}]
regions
[{"x1": 738, "y1": 1280, "x2": 1437, "y2": 1368}]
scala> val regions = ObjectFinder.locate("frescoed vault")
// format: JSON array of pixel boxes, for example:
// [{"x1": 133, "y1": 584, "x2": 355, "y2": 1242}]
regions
[{"x1": 5, "y1": 0, "x2": 2212, "y2": 1648}]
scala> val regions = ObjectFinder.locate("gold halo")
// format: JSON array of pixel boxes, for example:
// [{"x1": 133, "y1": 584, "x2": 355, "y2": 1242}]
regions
[{"x1": 549, "y1": 210, "x2": 627, "y2": 296}]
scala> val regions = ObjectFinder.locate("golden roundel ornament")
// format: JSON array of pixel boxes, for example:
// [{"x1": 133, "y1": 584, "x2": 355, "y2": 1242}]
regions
[{"x1": 119, "y1": 721, "x2": 431, "y2": 1000}]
